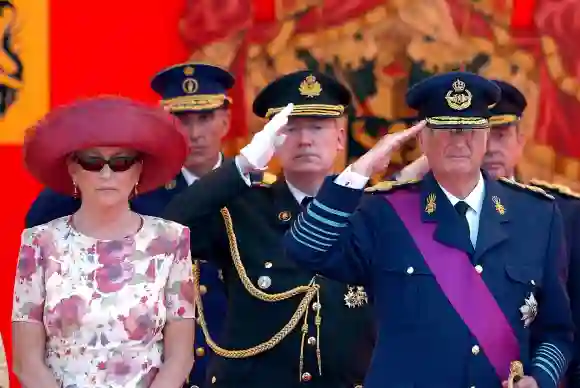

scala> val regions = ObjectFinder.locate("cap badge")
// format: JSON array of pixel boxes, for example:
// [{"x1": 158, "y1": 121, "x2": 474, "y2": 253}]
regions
[
  {"x1": 182, "y1": 78, "x2": 199, "y2": 94},
  {"x1": 299, "y1": 74, "x2": 322, "y2": 98},
  {"x1": 445, "y1": 78, "x2": 472, "y2": 111},
  {"x1": 183, "y1": 66, "x2": 195, "y2": 76}
]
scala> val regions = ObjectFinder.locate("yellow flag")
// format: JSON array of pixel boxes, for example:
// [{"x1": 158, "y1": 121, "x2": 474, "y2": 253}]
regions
[{"x1": 0, "y1": 0, "x2": 49, "y2": 144}]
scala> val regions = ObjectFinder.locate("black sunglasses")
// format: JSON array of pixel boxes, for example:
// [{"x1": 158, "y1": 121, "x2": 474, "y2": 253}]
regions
[{"x1": 73, "y1": 154, "x2": 141, "y2": 172}]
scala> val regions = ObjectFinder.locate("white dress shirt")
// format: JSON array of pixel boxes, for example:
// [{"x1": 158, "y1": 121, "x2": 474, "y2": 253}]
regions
[
  {"x1": 286, "y1": 181, "x2": 311, "y2": 205},
  {"x1": 181, "y1": 154, "x2": 223, "y2": 186},
  {"x1": 334, "y1": 166, "x2": 486, "y2": 247},
  {"x1": 437, "y1": 173, "x2": 485, "y2": 247}
]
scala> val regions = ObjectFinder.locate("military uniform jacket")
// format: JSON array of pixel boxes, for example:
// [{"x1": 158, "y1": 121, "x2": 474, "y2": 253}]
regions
[
  {"x1": 24, "y1": 173, "x2": 226, "y2": 388},
  {"x1": 283, "y1": 171, "x2": 574, "y2": 388},
  {"x1": 530, "y1": 180, "x2": 580, "y2": 387},
  {"x1": 163, "y1": 160, "x2": 375, "y2": 388}
]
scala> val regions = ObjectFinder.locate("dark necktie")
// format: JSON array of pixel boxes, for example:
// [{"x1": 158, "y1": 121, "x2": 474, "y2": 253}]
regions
[
  {"x1": 454, "y1": 201, "x2": 471, "y2": 245},
  {"x1": 301, "y1": 196, "x2": 313, "y2": 209}
]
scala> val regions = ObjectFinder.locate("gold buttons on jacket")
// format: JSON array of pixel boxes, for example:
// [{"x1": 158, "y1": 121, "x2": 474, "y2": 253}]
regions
[
  {"x1": 307, "y1": 336, "x2": 317, "y2": 346},
  {"x1": 475, "y1": 265, "x2": 483, "y2": 274},
  {"x1": 406, "y1": 266, "x2": 414, "y2": 274},
  {"x1": 301, "y1": 372, "x2": 312, "y2": 382},
  {"x1": 472, "y1": 345, "x2": 480, "y2": 355},
  {"x1": 195, "y1": 347, "x2": 205, "y2": 357},
  {"x1": 199, "y1": 285, "x2": 208, "y2": 295},
  {"x1": 211, "y1": 376, "x2": 216, "y2": 384},
  {"x1": 264, "y1": 261, "x2": 273, "y2": 268}
]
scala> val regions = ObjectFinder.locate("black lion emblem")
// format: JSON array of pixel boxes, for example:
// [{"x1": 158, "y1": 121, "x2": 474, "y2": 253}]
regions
[{"x1": 0, "y1": 1, "x2": 23, "y2": 118}]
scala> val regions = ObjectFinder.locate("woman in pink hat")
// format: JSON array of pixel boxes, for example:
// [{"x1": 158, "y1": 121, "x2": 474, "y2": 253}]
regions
[{"x1": 12, "y1": 96, "x2": 195, "y2": 388}]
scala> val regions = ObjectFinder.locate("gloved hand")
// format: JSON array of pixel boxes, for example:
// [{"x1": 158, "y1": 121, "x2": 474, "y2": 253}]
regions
[{"x1": 239, "y1": 103, "x2": 294, "y2": 170}]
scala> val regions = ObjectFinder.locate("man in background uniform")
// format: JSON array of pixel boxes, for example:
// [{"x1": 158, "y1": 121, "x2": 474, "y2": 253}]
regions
[
  {"x1": 483, "y1": 79, "x2": 580, "y2": 387},
  {"x1": 24, "y1": 63, "x2": 233, "y2": 388},
  {"x1": 164, "y1": 70, "x2": 375, "y2": 388}
]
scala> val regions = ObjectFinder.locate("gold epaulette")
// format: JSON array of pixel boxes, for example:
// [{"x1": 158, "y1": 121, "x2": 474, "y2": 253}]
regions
[
  {"x1": 498, "y1": 177, "x2": 554, "y2": 200},
  {"x1": 262, "y1": 172, "x2": 277, "y2": 185},
  {"x1": 529, "y1": 179, "x2": 580, "y2": 200},
  {"x1": 364, "y1": 179, "x2": 419, "y2": 193},
  {"x1": 252, "y1": 171, "x2": 277, "y2": 187}
]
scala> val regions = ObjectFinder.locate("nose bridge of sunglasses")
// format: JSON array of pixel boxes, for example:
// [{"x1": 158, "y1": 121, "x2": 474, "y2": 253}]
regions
[{"x1": 99, "y1": 163, "x2": 113, "y2": 176}]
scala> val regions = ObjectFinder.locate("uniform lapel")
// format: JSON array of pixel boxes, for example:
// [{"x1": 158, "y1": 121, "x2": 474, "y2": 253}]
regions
[
  {"x1": 420, "y1": 172, "x2": 475, "y2": 256},
  {"x1": 472, "y1": 173, "x2": 510, "y2": 263}
]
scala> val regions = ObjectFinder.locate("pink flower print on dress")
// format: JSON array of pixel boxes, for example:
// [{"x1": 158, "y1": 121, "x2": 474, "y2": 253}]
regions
[
  {"x1": 17, "y1": 244, "x2": 37, "y2": 281},
  {"x1": 119, "y1": 304, "x2": 157, "y2": 343},
  {"x1": 103, "y1": 353, "x2": 141, "y2": 385},
  {"x1": 36, "y1": 229, "x2": 59, "y2": 260},
  {"x1": 96, "y1": 239, "x2": 136, "y2": 264},
  {"x1": 94, "y1": 239, "x2": 136, "y2": 294},
  {"x1": 45, "y1": 295, "x2": 88, "y2": 337},
  {"x1": 179, "y1": 279, "x2": 195, "y2": 308},
  {"x1": 144, "y1": 260, "x2": 156, "y2": 281},
  {"x1": 95, "y1": 260, "x2": 135, "y2": 294},
  {"x1": 145, "y1": 233, "x2": 177, "y2": 257}
]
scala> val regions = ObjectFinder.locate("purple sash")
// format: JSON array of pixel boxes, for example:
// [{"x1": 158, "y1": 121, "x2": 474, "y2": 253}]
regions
[{"x1": 385, "y1": 190, "x2": 519, "y2": 381}]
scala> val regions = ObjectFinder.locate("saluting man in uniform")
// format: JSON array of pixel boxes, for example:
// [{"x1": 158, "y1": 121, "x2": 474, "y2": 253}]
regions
[
  {"x1": 281, "y1": 71, "x2": 574, "y2": 388},
  {"x1": 483, "y1": 80, "x2": 580, "y2": 387},
  {"x1": 24, "y1": 63, "x2": 233, "y2": 388},
  {"x1": 163, "y1": 70, "x2": 375, "y2": 388}
]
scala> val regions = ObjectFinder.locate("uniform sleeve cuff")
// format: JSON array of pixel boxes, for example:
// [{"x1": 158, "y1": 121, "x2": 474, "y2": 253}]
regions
[
  {"x1": 531, "y1": 366, "x2": 558, "y2": 388},
  {"x1": 531, "y1": 342, "x2": 568, "y2": 388},
  {"x1": 317, "y1": 174, "x2": 364, "y2": 215},
  {"x1": 334, "y1": 165, "x2": 370, "y2": 189},
  {"x1": 234, "y1": 155, "x2": 252, "y2": 187}
]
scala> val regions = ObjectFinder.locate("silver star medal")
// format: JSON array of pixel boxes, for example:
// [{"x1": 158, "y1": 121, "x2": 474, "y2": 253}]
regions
[
  {"x1": 344, "y1": 286, "x2": 368, "y2": 308},
  {"x1": 520, "y1": 293, "x2": 538, "y2": 328}
]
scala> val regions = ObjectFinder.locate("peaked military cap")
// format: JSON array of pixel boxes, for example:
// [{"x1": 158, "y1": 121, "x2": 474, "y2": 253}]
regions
[
  {"x1": 151, "y1": 63, "x2": 235, "y2": 113},
  {"x1": 489, "y1": 80, "x2": 527, "y2": 126},
  {"x1": 252, "y1": 70, "x2": 351, "y2": 119},
  {"x1": 406, "y1": 71, "x2": 501, "y2": 130}
]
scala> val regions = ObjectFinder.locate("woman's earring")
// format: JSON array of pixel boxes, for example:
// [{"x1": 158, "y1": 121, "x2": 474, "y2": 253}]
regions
[
  {"x1": 132, "y1": 182, "x2": 139, "y2": 198},
  {"x1": 73, "y1": 182, "x2": 79, "y2": 198}
]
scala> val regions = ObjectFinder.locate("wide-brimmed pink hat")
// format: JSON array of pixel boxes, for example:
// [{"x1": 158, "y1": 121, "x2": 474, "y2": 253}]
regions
[{"x1": 23, "y1": 96, "x2": 189, "y2": 195}]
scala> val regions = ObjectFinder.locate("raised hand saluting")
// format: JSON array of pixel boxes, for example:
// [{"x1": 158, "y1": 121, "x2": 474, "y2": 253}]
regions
[
  {"x1": 238, "y1": 103, "x2": 294, "y2": 172},
  {"x1": 351, "y1": 120, "x2": 426, "y2": 177}
]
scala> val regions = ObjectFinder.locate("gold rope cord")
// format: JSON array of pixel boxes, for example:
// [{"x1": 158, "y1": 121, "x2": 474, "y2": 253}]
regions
[{"x1": 192, "y1": 207, "x2": 321, "y2": 361}]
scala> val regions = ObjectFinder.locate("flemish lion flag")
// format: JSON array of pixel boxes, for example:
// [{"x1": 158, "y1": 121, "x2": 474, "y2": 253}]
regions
[{"x1": 0, "y1": 0, "x2": 49, "y2": 143}]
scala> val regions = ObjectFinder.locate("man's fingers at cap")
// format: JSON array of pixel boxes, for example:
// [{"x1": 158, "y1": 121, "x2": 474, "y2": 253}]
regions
[{"x1": 409, "y1": 120, "x2": 426, "y2": 133}]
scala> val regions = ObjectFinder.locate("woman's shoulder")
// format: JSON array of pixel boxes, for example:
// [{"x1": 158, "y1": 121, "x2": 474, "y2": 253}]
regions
[
  {"x1": 21, "y1": 216, "x2": 70, "y2": 241},
  {"x1": 140, "y1": 214, "x2": 189, "y2": 235}
]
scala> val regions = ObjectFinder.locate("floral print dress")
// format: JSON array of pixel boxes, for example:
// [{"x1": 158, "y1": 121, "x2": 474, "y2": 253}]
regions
[{"x1": 12, "y1": 215, "x2": 195, "y2": 388}]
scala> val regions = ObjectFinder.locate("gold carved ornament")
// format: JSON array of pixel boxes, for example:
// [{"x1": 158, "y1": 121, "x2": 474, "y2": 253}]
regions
[
  {"x1": 507, "y1": 360, "x2": 524, "y2": 388},
  {"x1": 191, "y1": 207, "x2": 323, "y2": 379}
]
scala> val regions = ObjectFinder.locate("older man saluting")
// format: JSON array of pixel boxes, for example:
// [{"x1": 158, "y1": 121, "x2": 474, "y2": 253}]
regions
[{"x1": 280, "y1": 72, "x2": 573, "y2": 388}]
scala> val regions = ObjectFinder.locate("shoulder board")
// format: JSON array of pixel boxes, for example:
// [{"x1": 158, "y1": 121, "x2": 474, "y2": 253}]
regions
[
  {"x1": 498, "y1": 177, "x2": 554, "y2": 200},
  {"x1": 529, "y1": 178, "x2": 580, "y2": 200},
  {"x1": 364, "y1": 179, "x2": 420, "y2": 193},
  {"x1": 251, "y1": 171, "x2": 277, "y2": 187}
]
